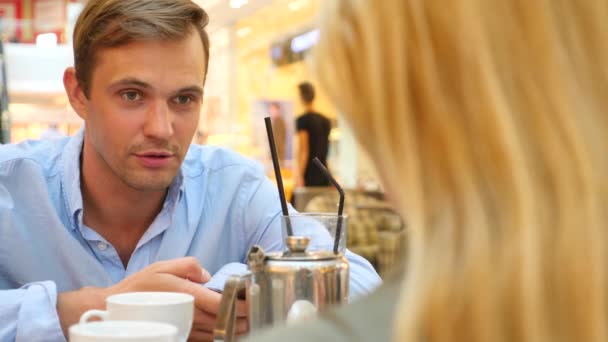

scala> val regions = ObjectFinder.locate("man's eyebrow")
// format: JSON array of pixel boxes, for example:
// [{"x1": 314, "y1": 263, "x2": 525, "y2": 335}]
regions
[
  {"x1": 108, "y1": 78, "x2": 204, "y2": 96},
  {"x1": 109, "y1": 78, "x2": 151, "y2": 89},
  {"x1": 176, "y1": 86, "x2": 204, "y2": 96}
]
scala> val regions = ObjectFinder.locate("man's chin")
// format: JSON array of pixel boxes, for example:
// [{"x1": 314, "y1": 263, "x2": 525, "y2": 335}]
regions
[{"x1": 122, "y1": 174, "x2": 176, "y2": 192}]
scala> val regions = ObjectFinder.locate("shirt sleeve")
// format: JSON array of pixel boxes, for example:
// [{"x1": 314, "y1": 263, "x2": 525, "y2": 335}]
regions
[
  {"x1": 0, "y1": 281, "x2": 66, "y2": 342},
  {"x1": 342, "y1": 249, "x2": 382, "y2": 298},
  {"x1": 296, "y1": 115, "x2": 308, "y2": 132}
]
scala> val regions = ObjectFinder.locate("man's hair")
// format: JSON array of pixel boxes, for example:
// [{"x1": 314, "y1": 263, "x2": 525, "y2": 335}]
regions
[
  {"x1": 298, "y1": 81, "x2": 316, "y2": 104},
  {"x1": 73, "y1": 0, "x2": 210, "y2": 97}
]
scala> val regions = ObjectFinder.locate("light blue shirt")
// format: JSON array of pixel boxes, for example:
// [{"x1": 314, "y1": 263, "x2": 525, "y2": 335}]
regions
[{"x1": 0, "y1": 129, "x2": 381, "y2": 341}]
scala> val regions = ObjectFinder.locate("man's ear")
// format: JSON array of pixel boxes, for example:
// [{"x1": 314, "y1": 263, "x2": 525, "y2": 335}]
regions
[{"x1": 63, "y1": 67, "x2": 88, "y2": 120}]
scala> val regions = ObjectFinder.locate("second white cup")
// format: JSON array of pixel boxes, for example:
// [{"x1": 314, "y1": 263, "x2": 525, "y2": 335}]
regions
[
  {"x1": 70, "y1": 321, "x2": 178, "y2": 342},
  {"x1": 80, "y1": 292, "x2": 194, "y2": 342}
]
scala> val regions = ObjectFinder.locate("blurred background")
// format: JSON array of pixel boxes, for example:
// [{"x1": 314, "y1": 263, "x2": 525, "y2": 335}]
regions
[{"x1": 0, "y1": 0, "x2": 404, "y2": 274}]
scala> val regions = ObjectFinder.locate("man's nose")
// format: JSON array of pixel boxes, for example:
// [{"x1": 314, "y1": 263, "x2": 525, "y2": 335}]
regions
[{"x1": 143, "y1": 99, "x2": 173, "y2": 139}]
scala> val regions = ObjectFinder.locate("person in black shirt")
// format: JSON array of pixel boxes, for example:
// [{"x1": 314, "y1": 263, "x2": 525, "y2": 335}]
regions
[{"x1": 295, "y1": 82, "x2": 331, "y2": 188}]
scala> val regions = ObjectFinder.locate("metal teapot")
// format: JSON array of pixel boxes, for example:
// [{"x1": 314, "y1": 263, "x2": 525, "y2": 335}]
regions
[{"x1": 213, "y1": 236, "x2": 349, "y2": 341}]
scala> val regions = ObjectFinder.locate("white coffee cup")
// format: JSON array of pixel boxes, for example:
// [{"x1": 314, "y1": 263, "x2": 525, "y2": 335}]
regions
[
  {"x1": 80, "y1": 292, "x2": 194, "y2": 342},
  {"x1": 69, "y1": 321, "x2": 178, "y2": 342}
]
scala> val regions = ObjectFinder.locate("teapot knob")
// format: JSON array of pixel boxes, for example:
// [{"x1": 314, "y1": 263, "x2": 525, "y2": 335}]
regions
[
  {"x1": 286, "y1": 236, "x2": 310, "y2": 253},
  {"x1": 247, "y1": 245, "x2": 266, "y2": 272}
]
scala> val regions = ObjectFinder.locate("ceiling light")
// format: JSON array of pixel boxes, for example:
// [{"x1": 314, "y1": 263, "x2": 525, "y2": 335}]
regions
[
  {"x1": 288, "y1": 0, "x2": 308, "y2": 11},
  {"x1": 193, "y1": 0, "x2": 224, "y2": 8},
  {"x1": 230, "y1": 0, "x2": 248, "y2": 9},
  {"x1": 36, "y1": 33, "x2": 58, "y2": 48},
  {"x1": 237, "y1": 26, "x2": 252, "y2": 38}
]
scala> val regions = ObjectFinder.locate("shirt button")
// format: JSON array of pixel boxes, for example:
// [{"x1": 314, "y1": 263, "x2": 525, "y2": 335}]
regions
[{"x1": 97, "y1": 242, "x2": 108, "y2": 251}]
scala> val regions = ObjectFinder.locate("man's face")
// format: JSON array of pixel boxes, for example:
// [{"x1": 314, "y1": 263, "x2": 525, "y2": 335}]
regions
[{"x1": 81, "y1": 32, "x2": 206, "y2": 192}]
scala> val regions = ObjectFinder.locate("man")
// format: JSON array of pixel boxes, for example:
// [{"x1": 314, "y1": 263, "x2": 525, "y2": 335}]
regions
[
  {"x1": 295, "y1": 82, "x2": 331, "y2": 188},
  {"x1": 0, "y1": 1, "x2": 381, "y2": 341}
]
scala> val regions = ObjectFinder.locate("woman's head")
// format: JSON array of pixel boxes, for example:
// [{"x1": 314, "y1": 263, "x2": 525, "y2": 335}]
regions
[{"x1": 315, "y1": 0, "x2": 608, "y2": 341}]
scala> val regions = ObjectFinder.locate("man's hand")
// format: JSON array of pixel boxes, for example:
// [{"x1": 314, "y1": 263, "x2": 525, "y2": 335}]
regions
[
  {"x1": 108, "y1": 257, "x2": 210, "y2": 294},
  {"x1": 188, "y1": 288, "x2": 248, "y2": 342},
  {"x1": 56, "y1": 257, "x2": 212, "y2": 338}
]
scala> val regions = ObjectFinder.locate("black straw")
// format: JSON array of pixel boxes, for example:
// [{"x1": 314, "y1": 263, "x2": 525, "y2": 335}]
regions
[
  {"x1": 264, "y1": 117, "x2": 293, "y2": 236},
  {"x1": 312, "y1": 158, "x2": 344, "y2": 254}
]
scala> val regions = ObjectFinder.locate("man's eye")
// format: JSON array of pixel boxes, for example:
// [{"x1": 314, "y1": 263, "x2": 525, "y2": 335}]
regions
[
  {"x1": 174, "y1": 95, "x2": 193, "y2": 105},
  {"x1": 121, "y1": 91, "x2": 141, "y2": 102}
]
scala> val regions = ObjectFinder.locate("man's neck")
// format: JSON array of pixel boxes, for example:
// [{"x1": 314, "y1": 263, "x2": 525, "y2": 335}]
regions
[
  {"x1": 304, "y1": 103, "x2": 315, "y2": 112},
  {"x1": 79, "y1": 144, "x2": 169, "y2": 265},
  {"x1": 81, "y1": 172, "x2": 167, "y2": 234}
]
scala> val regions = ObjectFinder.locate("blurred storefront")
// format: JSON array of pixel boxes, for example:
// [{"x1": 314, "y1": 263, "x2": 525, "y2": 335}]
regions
[
  {"x1": 0, "y1": 0, "x2": 82, "y2": 143},
  {"x1": 225, "y1": 0, "x2": 381, "y2": 193},
  {"x1": 234, "y1": 0, "x2": 329, "y2": 199},
  {"x1": 0, "y1": 0, "x2": 68, "y2": 44},
  {"x1": 233, "y1": 0, "x2": 334, "y2": 157},
  {"x1": 3, "y1": 39, "x2": 81, "y2": 143}
]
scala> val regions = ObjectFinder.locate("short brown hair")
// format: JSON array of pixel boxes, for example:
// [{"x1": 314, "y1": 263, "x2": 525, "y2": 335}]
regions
[
  {"x1": 73, "y1": 0, "x2": 210, "y2": 97},
  {"x1": 298, "y1": 81, "x2": 315, "y2": 104}
]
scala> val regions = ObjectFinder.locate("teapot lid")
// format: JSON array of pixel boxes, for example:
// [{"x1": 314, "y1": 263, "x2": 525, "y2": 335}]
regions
[{"x1": 266, "y1": 236, "x2": 341, "y2": 261}]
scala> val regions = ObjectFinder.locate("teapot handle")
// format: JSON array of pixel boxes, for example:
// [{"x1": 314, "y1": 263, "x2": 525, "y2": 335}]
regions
[{"x1": 214, "y1": 275, "x2": 248, "y2": 342}]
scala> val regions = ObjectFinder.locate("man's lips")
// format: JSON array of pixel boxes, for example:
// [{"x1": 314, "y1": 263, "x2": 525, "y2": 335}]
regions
[
  {"x1": 134, "y1": 151, "x2": 174, "y2": 158},
  {"x1": 133, "y1": 151, "x2": 175, "y2": 168}
]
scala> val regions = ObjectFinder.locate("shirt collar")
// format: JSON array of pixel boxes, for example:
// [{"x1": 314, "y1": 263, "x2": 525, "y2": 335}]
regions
[{"x1": 61, "y1": 127, "x2": 185, "y2": 231}]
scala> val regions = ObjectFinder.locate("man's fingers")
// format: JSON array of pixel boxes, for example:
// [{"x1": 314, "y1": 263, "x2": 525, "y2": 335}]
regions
[
  {"x1": 187, "y1": 329, "x2": 214, "y2": 342},
  {"x1": 192, "y1": 308, "x2": 217, "y2": 332},
  {"x1": 192, "y1": 308, "x2": 248, "y2": 332},
  {"x1": 189, "y1": 322, "x2": 247, "y2": 341},
  {"x1": 235, "y1": 316, "x2": 248, "y2": 334},
  {"x1": 190, "y1": 287, "x2": 248, "y2": 319},
  {"x1": 149, "y1": 257, "x2": 208, "y2": 283},
  {"x1": 189, "y1": 285, "x2": 249, "y2": 317},
  {"x1": 191, "y1": 286, "x2": 223, "y2": 314},
  {"x1": 127, "y1": 273, "x2": 197, "y2": 295},
  {"x1": 235, "y1": 299, "x2": 248, "y2": 318},
  {"x1": 200, "y1": 267, "x2": 211, "y2": 283}
]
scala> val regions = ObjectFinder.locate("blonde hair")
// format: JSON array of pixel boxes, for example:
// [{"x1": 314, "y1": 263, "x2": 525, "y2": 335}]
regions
[{"x1": 315, "y1": 0, "x2": 608, "y2": 341}]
